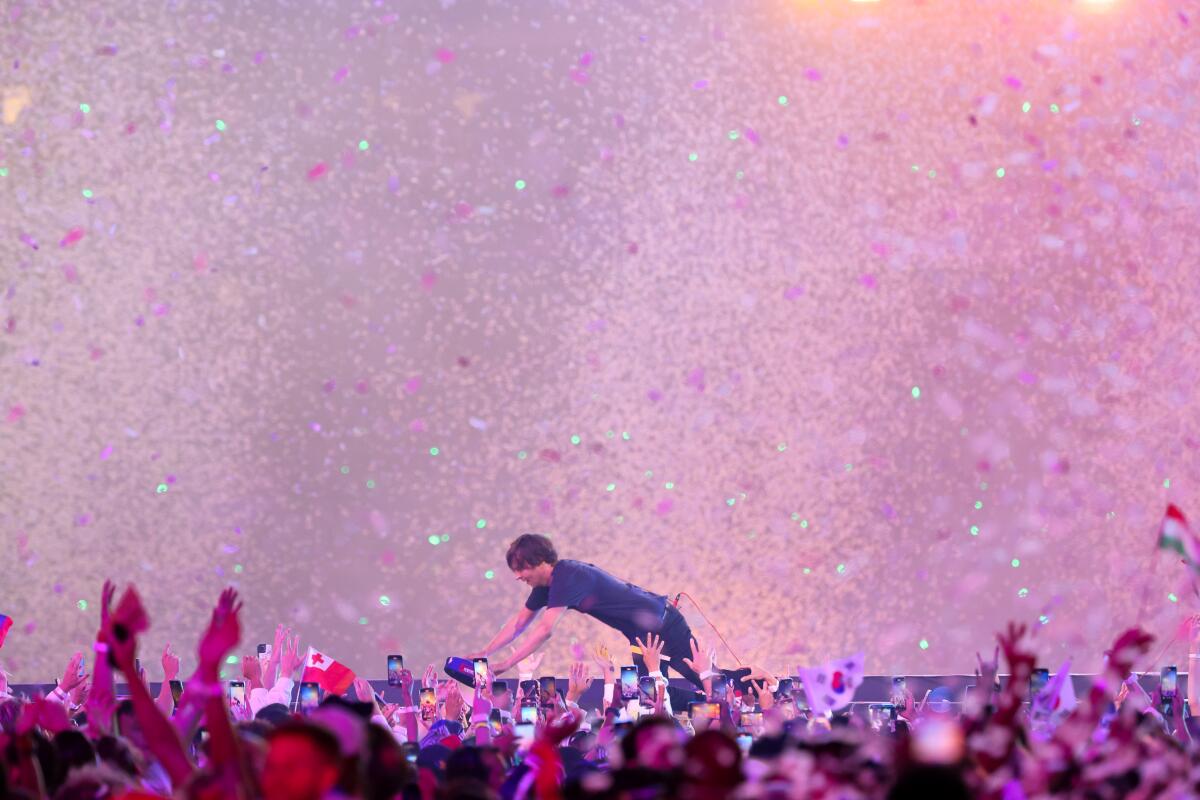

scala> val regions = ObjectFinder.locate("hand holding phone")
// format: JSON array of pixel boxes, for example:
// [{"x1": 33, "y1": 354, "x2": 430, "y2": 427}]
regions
[
  {"x1": 1162, "y1": 665, "x2": 1178, "y2": 698},
  {"x1": 299, "y1": 681, "x2": 320, "y2": 713},
  {"x1": 387, "y1": 655, "x2": 405, "y2": 687},
  {"x1": 620, "y1": 666, "x2": 638, "y2": 701},
  {"x1": 474, "y1": 658, "x2": 489, "y2": 689}
]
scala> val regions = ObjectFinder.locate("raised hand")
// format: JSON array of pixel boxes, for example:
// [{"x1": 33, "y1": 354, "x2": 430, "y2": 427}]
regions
[
  {"x1": 59, "y1": 651, "x2": 89, "y2": 694},
  {"x1": 1106, "y1": 627, "x2": 1155, "y2": 678},
  {"x1": 99, "y1": 580, "x2": 117, "y2": 629},
  {"x1": 197, "y1": 588, "x2": 242, "y2": 677},
  {"x1": 750, "y1": 680, "x2": 774, "y2": 711},
  {"x1": 635, "y1": 632, "x2": 665, "y2": 675},
  {"x1": 161, "y1": 643, "x2": 180, "y2": 682},
  {"x1": 592, "y1": 644, "x2": 616, "y2": 682},
  {"x1": 682, "y1": 638, "x2": 707, "y2": 676},
  {"x1": 279, "y1": 632, "x2": 304, "y2": 678},
  {"x1": 353, "y1": 677, "x2": 375, "y2": 703},
  {"x1": 398, "y1": 668, "x2": 415, "y2": 701},
  {"x1": 242, "y1": 655, "x2": 263, "y2": 690},
  {"x1": 423, "y1": 663, "x2": 437, "y2": 689},
  {"x1": 444, "y1": 681, "x2": 465, "y2": 721},
  {"x1": 566, "y1": 661, "x2": 593, "y2": 704}
]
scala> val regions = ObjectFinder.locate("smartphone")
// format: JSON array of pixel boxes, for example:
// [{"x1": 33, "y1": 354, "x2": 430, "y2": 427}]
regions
[
  {"x1": 488, "y1": 708, "x2": 503, "y2": 736},
  {"x1": 519, "y1": 678, "x2": 539, "y2": 699},
  {"x1": 1162, "y1": 665, "x2": 1178, "y2": 699},
  {"x1": 538, "y1": 675, "x2": 556, "y2": 705},
  {"x1": 620, "y1": 666, "x2": 638, "y2": 700},
  {"x1": 736, "y1": 733, "x2": 753, "y2": 753},
  {"x1": 299, "y1": 681, "x2": 320, "y2": 713},
  {"x1": 514, "y1": 722, "x2": 535, "y2": 745},
  {"x1": 492, "y1": 680, "x2": 509, "y2": 698},
  {"x1": 257, "y1": 643, "x2": 270, "y2": 658},
  {"x1": 711, "y1": 677, "x2": 729, "y2": 703},
  {"x1": 638, "y1": 675, "x2": 657, "y2": 707},
  {"x1": 890, "y1": 677, "x2": 906, "y2": 707},
  {"x1": 520, "y1": 700, "x2": 538, "y2": 724},
  {"x1": 228, "y1": 680, "x2": 246, "y2": 710},
  {"x1": 169, "y1": 679, "x2": 183, "y2": 706},
  {"x1": 688, "y1": 701, "x2": 720, "y2": 720},
  {"x1": 775, "y1": 678, "x2": 793, "y2": 698},
  {"x1": 1030, "y1": 668, "x2": 1050, "y2": 698},
  {"x1": 77, "y1": 655, "x2": 86, "y2": 679},
  {"x1": 419, "y1": 687, "x2": 437, "y2": 720},
  {"x1": 474, "y1": 658, "x2": 489, "y2": 689},
  {"x1": 387, "y1": 655, "x2": 405, "y2": 687},
  {"x1": 742, "y1": 710, "x2": 763, "y2": 728}
]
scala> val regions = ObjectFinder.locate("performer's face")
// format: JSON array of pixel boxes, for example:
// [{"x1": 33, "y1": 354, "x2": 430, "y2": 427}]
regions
[{"x1": 512, "y1": 562, "x2": 552, "y2": 587}]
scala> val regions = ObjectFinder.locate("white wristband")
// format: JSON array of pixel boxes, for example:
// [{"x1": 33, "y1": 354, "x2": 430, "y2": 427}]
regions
[
  {"x1": 699, "y1": 670, "x2": 715, "y2": 680},
  {"x1": 648, "y1": 671, "x2": 664, "y2": 680},
  {"x1": 398, "y1": 706, "x2": 416, "y2": 714}
]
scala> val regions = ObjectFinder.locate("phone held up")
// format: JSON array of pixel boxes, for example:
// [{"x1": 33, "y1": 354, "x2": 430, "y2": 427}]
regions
[{"x1": 387, "y1": 654, "x2": 405, "y2": 687}]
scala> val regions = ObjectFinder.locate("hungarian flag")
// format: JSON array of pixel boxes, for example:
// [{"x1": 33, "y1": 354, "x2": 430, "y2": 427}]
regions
[
  {"x1": 0, "y1": 613, "x2": 11, "y2": 649},
  {"x1": 1158, "y1": 504, "x2": 1200, "y2": 575},
  {"x1": 798, "y1": 653, "x2": 864, "y2": 715},
  {"x1": 1033, "y1": 659, "x2": 1077, "y2": 716},
  {"x1": 302, "y1": 647, "x2": 356, "y2": 695}
]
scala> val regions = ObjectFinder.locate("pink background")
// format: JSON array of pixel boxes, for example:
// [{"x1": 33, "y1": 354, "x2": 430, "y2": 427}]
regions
[{"x1": 2, "y1": 0, "x2": 1199, "y2": 682}]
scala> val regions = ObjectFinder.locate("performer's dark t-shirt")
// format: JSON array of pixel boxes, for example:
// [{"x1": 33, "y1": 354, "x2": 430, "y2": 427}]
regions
[{"x1": 525, "y1": 559, "x2": 668, "y2": 639}]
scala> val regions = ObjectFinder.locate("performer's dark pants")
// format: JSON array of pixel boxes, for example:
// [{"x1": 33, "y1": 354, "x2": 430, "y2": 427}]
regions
[{"x1": 628, "y1": 604, "x2": 704, "y2": 690}]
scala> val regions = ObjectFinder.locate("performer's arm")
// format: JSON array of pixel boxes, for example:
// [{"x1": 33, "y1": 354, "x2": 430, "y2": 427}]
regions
[
  {"x1": 475, "y1": 605, "x2": 539, "y2": 657},
  {"x1": 491, "y1": 607, "x2": 566, "y2": 674}
]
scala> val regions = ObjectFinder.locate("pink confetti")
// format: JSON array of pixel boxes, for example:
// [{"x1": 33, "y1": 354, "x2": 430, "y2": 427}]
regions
[
  {"x1": 453, "y1": 201, "x2": 474, "y2": 218},
  {"x1": 332, "y1": 65, "x2": 349, "y2": 84},
  {"x1": 655, "y1": 499, "x2": 674, "y2": 516},
  {"x1": 420, "y1": 271, "x2": 438, "y2": 290},
  {"x1": 322, "y1": 380, "x2": 336, "y2": 393},
  {"x1": 692, "y1": 79, "x2": 709, "y2": 90},
  {"x1": 538, "y1": 449, "x2": 561, "y2": 463},
  {"x1": 100, "y1": 444, "x2": 113, "y2": 460},
  {"x1": 408, "y1": 418, "x2": 424, "y2": 432},
  {"x1": 569, "y1": 68, "x2": 590, "y2": 85},
  {"x1": 434, "y1": 47, "x2": 456, "y2": 63},
  {"x1": 537, "y1": 497, "x2": 554, "y2": 515},
  {"x1": 860, "y1": 273, "x2": 878, "y2": 289},
  {"x1": 783, "y1": 285, "x2": 805, "y2": 300},
  {"x1": 403, "y1": 376, "x2": 422, "y2": 394},
  {"x1": 685, "y1": 368, "x2": 706, "y2": 392},
  {"x1": 60, "y1": 227, "x2": 85, "y2": 248},
  {"x1": 307, "y1": 162, "x2": 329, "y2": 181},
  {"x1": 5, "y1": 405, "x2": 26, "y2": 424},
  {"x1": 551, "y1": 184, "x2": 571, "y2": 199},
  {"x1": 627, "y1": 242, "x2": 639, "y2": 255},
  {"x1": 19, "y1": 232, "x2": 39, "y2": 250},
  {"x1": 647, "y1": 389, "x2": 663, "y2": 403},
  {"x1": 1004, "y1": 75, "x2": 1022, "y2": 89},
  {"x1": 743, "y1": 127, "x2": 761, "y2": 145},
  {"x1": 805, "y1": 68, "x2": 822, "y2": 81},
  {"x1": 354, "y1": 379, "x2": 370, "y2": 394},
  {"x1": 579, "y1": 52, "x2": 593, "y2": 67}
]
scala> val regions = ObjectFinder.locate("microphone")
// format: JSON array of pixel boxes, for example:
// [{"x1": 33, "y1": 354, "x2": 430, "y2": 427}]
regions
[{"x1": 671, "y1": 593, "x2": 682, "y2": 608}]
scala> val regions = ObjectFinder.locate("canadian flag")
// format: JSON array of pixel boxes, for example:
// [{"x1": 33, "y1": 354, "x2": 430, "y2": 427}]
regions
[
  {"x1": 798, "y1": 653, "x2": 865, "y2": 715},
  {"x1": 302, "y1": 647, "x2": 356, "y2": 696}
]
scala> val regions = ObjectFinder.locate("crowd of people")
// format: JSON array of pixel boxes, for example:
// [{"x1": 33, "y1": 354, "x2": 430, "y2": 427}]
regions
[{"x1": 3, "y1": 582, "x2": 1200, "y2": 799}]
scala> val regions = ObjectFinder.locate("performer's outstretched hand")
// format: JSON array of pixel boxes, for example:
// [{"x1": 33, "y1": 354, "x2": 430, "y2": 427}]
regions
[{"x1": 635, "y1": 632, "x2": 665, "y2": 674}]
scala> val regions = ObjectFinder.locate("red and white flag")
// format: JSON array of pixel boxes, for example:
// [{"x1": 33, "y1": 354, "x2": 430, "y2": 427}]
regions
[
  {"x1": 1158, "y1": 505, "x2": 1200, "y2": 574},
  {"x1": 798, "y1": 653, "x2": 865, "y2": 715},
  {"x1": 302, "y1": 647, "x2": 356, "y2": 696},
  {"x1": 1034, "y1": 659, "x2": 1077, "y2": 716}
]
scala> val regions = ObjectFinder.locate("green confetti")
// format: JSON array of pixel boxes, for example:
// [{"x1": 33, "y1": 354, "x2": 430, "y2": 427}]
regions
[
  {"x1": 777, "y1": 442, "x2": 787, "y2": 452},
  {"x1": 777, "y1": 95, "x2": 788, "y2": 106},
  {"x1": 0, "y1": 167, "x2": 8, "y2": 177},
  {"x1": 605, "y1": 483, "x2": 616, "y2": 492},
  {"x1": 1011, "y1": 558, "x2": 1021, "y2": 568},
  {"x1": 379, "y1": 595, "x2": 391, "y2": 606},
  {"x1": 1018, "y1": 588, "x2": 1029, "y2": 598},
  {"x1": 800, "y1": 520, "x2": 809, "y2": 529},
  {"x1": 836, "y1": 563, "x2": 846, "y2": 574},
  {"x1": 340, "y1": 465, "x2": 350, "y2": 474},
  {"x1": 476, "y1": 519, "x2": 487, "y2": 529},
  {"x1": 570, "y1": 435, "x2": 581, "y2": 445},
  {"x1": 664, "y1": 482, "x2": 675, "y2": 490},
  {"x1": 77, "y1": 600, "x2": 88, "y2": 611},
  {"x1": 226, "y1": 655, "x2": 238, "y2": 664},
  {"x1": 79, "y1": 103, "x2": 91, "y2": 114},
  {"x1": 484, "y1": 570, "x2": 495, "y2": 580},
  {"x1": 233, "y1": 564, "x2": 244, "y2": 574},
  {"x1": 156, "y1": 483, "x2": 168, "y2": 494},
  {"x1": 429, "y1": 446, "x2": 440, "y2": 456},
  {"x1": 358, "y1": 617, "x2": 368, "y2": 625},
  {"x1": 514, "y1": 179, "x2": 526, "y2": 190},
  {"x1": 995, "y1": 167, "x2": 1006, "y2": 178},
  {"x1": 927, "y1": 170, "x2": 936, "y2": 179},
  {"x1": 517, "y1": 450, "x2": 527, "y2": 459},
  {"x1": 1050, "y1": 103, "x2": 1059, "y2": 114},
  {"x1": 1168, "y1": 593, "x2": 1179, "y2": 603},
  {"x1": 82, "y1": 188, "x2": 93, "y2": 198},
  {"x1": 358, "y1": 139, "x2": 369, "y2": 150},
  {"x1": 215, "y1": 119, "x2": 226, "y2": 131},
  {"x1": 688, "y1": 152, "x2": 698, "y2": 162},
  {"x1": 970, "y1": 525, "x2": 980, "y2": 536},
  {"x1": 919, "y1": 639, "x2": 930, "y2": 650},
  {"x1": 440, "y1": 534, "x2": 450, "y2": 543},
  {"x1": 1022, "y1": 101, "x2": 1031, "y2": 113},
  {"x1": 728, "y1": 130, "x2": 740, "y2": 140},
  {"x1": 974, "y1": 500, "x2": 983, "y2": 509},
  {"x1": 802, "y1": 567, "x2": 812, "y2": 574},
  {"x1": 621, "y1": 431, "x2": 631, "y2": 440},
  {"x1": 1164, "y1": 478, "x2": 1172, "y2": 488},
  {"x1": 726, "y1": 498, "x2": 736, "y2": 506},
  {"x1": 911, "y1": 386, "x2": 921, "y2": 399},
  {"x1": 366, "y1": 479, "x2": 375, "y2": 489},
  {"x1": 428, "y1": 535, "x2": 440, "y2": 545},
  {"x1": 1038, "y1": 615, "x2": 1050, "y2": 625}
]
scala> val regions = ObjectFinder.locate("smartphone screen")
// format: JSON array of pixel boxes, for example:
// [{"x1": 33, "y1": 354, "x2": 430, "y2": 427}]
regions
[
  {"x1": 514, "y1": 722, "x2": 535, "y2": 746},
  {"x1": 1162, "y1": 666, "x2": 1178, "y2": 698},
  {"x1": 638, "y1": 675, "x2": 657, "y2": 707},
  {"x1": 387, "y1": 655, "x2": 404, "y2": 687},
  {"x1": 488, "y1": 708, "x2": 503, "y2": 735},
  {"x1": 520, "y1": 701, "x2": 538, "y2": 724},
  {"x1": 711, "y1": 677, "x2": 729, "y2": 703},
  {"x1": 169, "y1": 679, "x2": 183, "y2": 706},
  {"x1": 492, "y1": 680, "x2": 509, "y2": 698},
  {"x1": 419, "y1": 687, "x2": 437, "y2": 721},
  {"x1": 470, "y1": 657, "x2": 484, "y2": 690},
  {"x1": 891, "y1": 677, "x2": 906, "y2": 706},
  {"x1": 299, "y1": 682, "x2": 320, "y2": 713},
  {"x1": 620, "y1": 666, "x2": 638, "y2": 700},
  {"x1": 737, "y1": 733, "x2": 753, "y2": 753},
  {"x1": 228, "y1": 680, "x2": 246, "y2": 711},
  {"x1": 1030, "y1": 668, "x2": 1050, "y2": 698},
  {"x1": 519, "y1": 678, "x2": 539, "y2": 700},
  {"x1": 742, "y1": 711, "x2": 763, "y2": 728},
  {"x1": 257, "y1": 643, "x2": 270, "y2": 657},
  {"x1": 538, "y1": 676, "x2": 556, "y2": 705},
  {"x1": 775, "y1": 678, "x2": 793, "y2": 698}
]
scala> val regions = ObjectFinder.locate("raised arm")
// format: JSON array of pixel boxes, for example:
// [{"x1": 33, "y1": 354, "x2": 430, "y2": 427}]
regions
[
  {"x1": 490, "y1": 607, "x2": 566, "y2": 674},
  {"x1": 474, "y1": 605, "x2": 539, "y2": 658}
]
